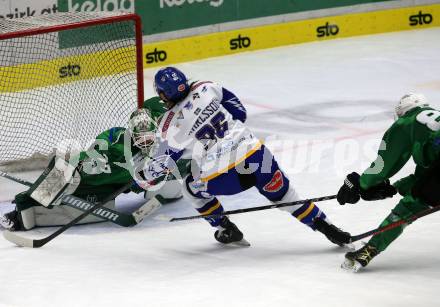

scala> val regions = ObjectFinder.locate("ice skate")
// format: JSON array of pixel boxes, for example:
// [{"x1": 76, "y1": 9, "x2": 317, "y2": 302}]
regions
[
  {"x1": 341, "y1": 244, "x2": 379, "y2": 272},
  {"x1": 215, "y1": 216, "x2": 250, "y2": 247},
  {"x1": 313, "y1": 218, "x2": 353, "y2": 249}
]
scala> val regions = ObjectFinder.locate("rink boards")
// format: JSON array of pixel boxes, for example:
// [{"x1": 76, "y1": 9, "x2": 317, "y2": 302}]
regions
[
  {"x1": 142, "y1": 3, "x2": 440, "y2": 68},
  {"x1": 0, "y1": 4, "x2": 440, "y2": 93},
  {"x1": 1, "y1": 3, "x2": 439, "y2": 92}
]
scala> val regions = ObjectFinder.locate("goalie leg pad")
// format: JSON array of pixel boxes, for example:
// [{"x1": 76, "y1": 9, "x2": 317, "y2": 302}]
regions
[
  {"x1": 15, "y1": 200, "x2": 116, "y2": 230},
  {"x1": 33, "y1": 200, "x2": 116, "y2": 227},
  {"x1": 20, "y1": 208, "x2": 36, "y2": 230}
]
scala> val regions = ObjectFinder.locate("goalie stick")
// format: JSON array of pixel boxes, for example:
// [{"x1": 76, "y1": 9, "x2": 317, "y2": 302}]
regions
[
  {"x1": 3, "y1": 182, "x2": 132, "y2": 248},
  {"x1": 0, "y1": 170, "x2": 32, "y2": 186},
  {"x1": 62, "y1": 194, "x2": 161, "y2": 227},
  {"x1": 0, "y1": 170, "x2": 161, "y2": 227},
  {"x1": 156, "y1": 195, "x2": 337, "y2": 222},
  {"x1": 350, "y1": 204, "x2": 440, "y2": 242}
]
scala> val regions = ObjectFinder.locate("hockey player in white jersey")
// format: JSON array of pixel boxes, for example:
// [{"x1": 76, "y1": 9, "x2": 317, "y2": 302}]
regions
[{"x1": 148, "y1": 67, "x2": 351, "y2": 246}]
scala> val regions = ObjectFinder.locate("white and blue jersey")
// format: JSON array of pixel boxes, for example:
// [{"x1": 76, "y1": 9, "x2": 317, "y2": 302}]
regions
[
  {"x1": 150, "y1": 81, "x2": 328, "y2": 229},
  {"x1": 154, "y1": 81, "x2": 260, "y2": 182}
]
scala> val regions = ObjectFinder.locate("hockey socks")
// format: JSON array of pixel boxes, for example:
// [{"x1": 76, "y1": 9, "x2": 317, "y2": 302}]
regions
[
  {"x1": 291, "y1": 202, "x2": 326, "y2": 229},
  {"x1": 196, "y1": 198, "x2": 225, "y2": 227},
  {"x1": 367, "y1": 197, "x2": 429, "y2": 252}
]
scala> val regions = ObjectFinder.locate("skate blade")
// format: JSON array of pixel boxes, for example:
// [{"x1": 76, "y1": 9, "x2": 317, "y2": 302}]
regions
[
  {"x1": 341, "y1": 258, "x2": 362, "y2": 273},
  {"x1": 230, "y1": 238, "x2": 251, "y2": 247}
]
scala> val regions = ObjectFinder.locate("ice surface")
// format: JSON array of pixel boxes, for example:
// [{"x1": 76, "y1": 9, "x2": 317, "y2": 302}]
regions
[{"x1": 1, "y1": 28, "x2": 440, "y2": 307}]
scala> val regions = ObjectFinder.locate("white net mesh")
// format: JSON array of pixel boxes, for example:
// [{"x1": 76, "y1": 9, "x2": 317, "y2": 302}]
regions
[{"x1": 0, "y1": 12, "x2": 142, "y2": 171}]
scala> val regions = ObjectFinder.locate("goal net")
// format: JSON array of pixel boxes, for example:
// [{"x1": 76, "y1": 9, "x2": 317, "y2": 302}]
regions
[{"x1": 0, "y1": 12, "x2": 144, "y2": 171}]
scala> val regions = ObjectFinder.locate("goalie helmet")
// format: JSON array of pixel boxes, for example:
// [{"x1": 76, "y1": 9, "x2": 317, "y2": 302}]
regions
[
  {"x1": 128, "y1": 109, "x2": 157, "y2": 154},
  {"x1": 153, "y1": 67, "x2": 190, "y2": 108},
  {"x1": 395, "y1": 93, "x2": 429, "y2": 118}
]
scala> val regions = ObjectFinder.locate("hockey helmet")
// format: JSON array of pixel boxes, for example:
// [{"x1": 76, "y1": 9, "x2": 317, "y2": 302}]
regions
[
  {"x1": 395, "y1": 93, "x2": 429, "y2": 118},
  {"x1": 153, "y1": 67, "x2": 190, "y2": 107},
  {"x1": 128, "y1": 109, "x2": 157, "y2": 153}
]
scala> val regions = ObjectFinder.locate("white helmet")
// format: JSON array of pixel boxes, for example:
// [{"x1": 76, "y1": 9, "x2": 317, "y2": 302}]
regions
[
  {"x1": 395, "y1": 93, "x2": 429, "y2": 118},
  {"x1": 128, "y1": 109, "x2": 157, "y2": 154}
]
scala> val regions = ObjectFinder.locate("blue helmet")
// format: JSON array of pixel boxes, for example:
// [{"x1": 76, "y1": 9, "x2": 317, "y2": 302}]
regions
[{"x1": 154, "y1": 67, "x2": 190, "y2": 104}]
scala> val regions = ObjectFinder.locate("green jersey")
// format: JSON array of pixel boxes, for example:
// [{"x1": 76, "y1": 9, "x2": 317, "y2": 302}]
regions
[
  {"x1": 14, "y1": 97, "x2": 186, "y2": 214},
  {"x1": 77, "y1": 96, "x2": 164, "y2": 186},
  {"x1": 78, "y1": 126, "x2": 138, "y2": 186},
  {"x1": 360, "y1": 106, "x2": 440, "y2": 192},
  {"x1": 78, "y1": 96, "x2": 189, "y2": 188}
]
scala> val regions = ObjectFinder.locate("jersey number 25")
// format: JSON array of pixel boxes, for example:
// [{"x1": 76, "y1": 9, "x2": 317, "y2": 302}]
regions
[{"x1": 195, "y1": 112, "x2": 229, "y2": 141}]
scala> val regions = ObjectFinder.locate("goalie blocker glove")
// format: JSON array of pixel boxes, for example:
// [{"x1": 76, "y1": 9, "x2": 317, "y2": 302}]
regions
[{"x1": 337, "y1": 172, "x2": 397, "y2": 205}]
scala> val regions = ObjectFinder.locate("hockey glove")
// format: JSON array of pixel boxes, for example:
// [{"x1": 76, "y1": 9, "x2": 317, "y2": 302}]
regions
[
  {"x1": 337, "y1": 172, "x2": 361, "y2": 205},
  {"x1": 337, "y1": 172, "x2": 397, "y2": 205},
  {"x1": 360, "y1": 180, "x2": 397, "y2": 201}
]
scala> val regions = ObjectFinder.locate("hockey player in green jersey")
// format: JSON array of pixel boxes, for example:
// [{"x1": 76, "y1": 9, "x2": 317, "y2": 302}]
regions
[
  {"x1": 337, "y1": 93, "x2": 440, "y2": 271},
  {"x1": 0, "y1": 97, "x2": 188, "y2": 231}
]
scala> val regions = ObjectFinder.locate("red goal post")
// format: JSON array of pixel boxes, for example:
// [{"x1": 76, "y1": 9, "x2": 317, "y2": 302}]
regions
[{"x1": 0, "y1": 12, "x2": 144, "y2": 171}]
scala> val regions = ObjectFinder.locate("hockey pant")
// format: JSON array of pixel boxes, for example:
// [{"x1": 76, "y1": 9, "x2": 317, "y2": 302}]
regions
[{"x1": 183, "y1": 145, "x2": 329, "y2": 229}]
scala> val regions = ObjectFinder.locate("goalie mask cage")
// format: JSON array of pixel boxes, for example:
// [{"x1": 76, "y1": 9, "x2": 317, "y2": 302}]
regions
[{"x1": 0, "y1": 12, "x2": 144, "y2": 171}]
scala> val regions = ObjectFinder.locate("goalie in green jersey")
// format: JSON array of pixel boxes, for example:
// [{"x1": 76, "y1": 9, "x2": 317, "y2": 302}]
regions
[
  {"x1": 336, "y1": 93, "x2": 440, "y2": 271},
  {"x1": 0, "y1": 97, "x2": 189, "y2": 231}
]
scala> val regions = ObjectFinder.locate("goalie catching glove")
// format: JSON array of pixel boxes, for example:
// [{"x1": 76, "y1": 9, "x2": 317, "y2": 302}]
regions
[{"x1": 337, "y1": 172, "x2": 397, "y2": 205}]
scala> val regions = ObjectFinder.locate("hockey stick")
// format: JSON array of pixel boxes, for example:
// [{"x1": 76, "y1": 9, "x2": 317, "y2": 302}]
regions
[
  {"x1": 350, "y1": 204, "x2": 440, "y2": 242},
  {"x1": 0, "y1": 170, "x2": 32, "y2": 186},
  {"x1": 0, "y1": 170, "x2": 161, "y2": 227},
  {"x1": 62, "y1": 194, "x2": 162, "y2": 227},
  {"x1": 3, "y1": 182, "x2": 134, "y2": 248},
  {"x1": 156, "y1": 194, "x2": 337, "y2": 222}
]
